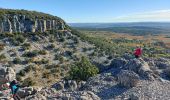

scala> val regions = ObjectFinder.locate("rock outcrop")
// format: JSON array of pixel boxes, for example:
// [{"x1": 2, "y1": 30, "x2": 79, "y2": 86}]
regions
[
  {"x1": 0, "y1": 9, "x2": 67, "y2": 33},
  {"x1": 117, "y1": 70, "x2": 140, "y2": 88},
  {"x1": 0, "y1": 64, "x2": 16, "y2": 84},
  {"x1": 124, "y1": 58, "x2": 155, "y2": 80}
]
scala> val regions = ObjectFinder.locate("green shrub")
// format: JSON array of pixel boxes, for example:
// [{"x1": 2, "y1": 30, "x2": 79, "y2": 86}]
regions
[
  {"x1": 22, "y1": 77, "x2": 36, "y2": 86},
  {"x1": 23, "y1": 50, "x2": 38, "y2": 58},
  {"x1": 49, "y1": 36, "x2": 55, "y2": 43},
  {"x1": 0, "y1": 43, "x2": 5, "y2": 51},
  {"x1": 59, "y1": 37, "x2": 65, "y2": 42},
  {"x1": 53, "y1": 48, "x2": 59, "y2": 52},
  {"x1": 50, "y1": 68, "x2": 60, "y2": 73},
  {"x1": 16, "y1": 35, "x2": 25, "y2": 43},
  {"x1": 59, "y1": 56, "x2": 65, "y2": 63},
  {"x1": 65, "y1": 51, "x2": 73, "y2": 57},
  {"x1": 13, "y1": 58, "x2": 22, "y2": 64},
  {"x1": 38, "y1": 50, "x2": 47, "y2": 55},
  {"x1": 24, "y1": 65, "x2": 34, "y2": 72},
  {"x1": 45, "y1": 64, "x2": 60, "y2": 69},
  {"x1": 69, "y1": 56, "x2": 99, "y2": 81},
  {"x1": 16, "y1": 75, "x2": 22, "y2": 81},
  {"x1": 34, "y1": 59, "x2": 49, "y2": 64},
  {"x1": 22, "y1": 43, "x2": 31, "y2": 50},
  {"x1": 0, "y1": 54, "x2": 6, "y2": 62},
  {"x1": 18, "y1": 70, "x2": 26, "y2": 76},
  {"x1": 47, "y1": 44, "x2": 55, "y2": 49}
]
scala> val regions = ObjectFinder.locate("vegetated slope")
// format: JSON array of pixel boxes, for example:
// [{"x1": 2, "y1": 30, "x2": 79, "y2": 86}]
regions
[
  {"x1": 72, "y1": 29, "x2": 170, "y2": 59},
  {"x1": 0, "y1": 8, "x2": 100, "y2": 87}
]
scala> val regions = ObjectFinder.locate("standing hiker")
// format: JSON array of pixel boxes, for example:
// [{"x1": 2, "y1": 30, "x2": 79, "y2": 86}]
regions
[{"x1": 134, "y1": 45, "x2": 142, "y2": 58}]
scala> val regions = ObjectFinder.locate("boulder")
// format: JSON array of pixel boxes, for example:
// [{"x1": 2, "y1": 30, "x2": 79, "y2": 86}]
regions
[
  {"x1": 0, "y1": 68, "x2": 7, "y2": 84},
  {"x1": 110, "y1": 58, "x2": 127, "y2": 68},
  {"x1": 129, "y1": 93, "x2": 141, "y2": 100},
  {"x1": 78, "y1": 81, "x2": 86, "y2": 89},
  {"x1": 0, "y1": 65, "x2": 16, "y2": 84},
  {"x1": 65, "y1": 80, "x2": 78, "y2": 91},
  {"x1": 52, "y1": 81, "x2": 64, "y2": 91},
  {"x1": 123, "y1": 53, "x2": 134, "y2": 60},
  {"x1": 17, "y1": 87, "x2": 36, "y2": 98},
  {"x1": 5, "y1": 67, "x2": 16, "y2": 82},
  {"x1": 26, "y1": 93, "x2": 46, "y2": 100},
  {"x1": 60, "y1": 91, "x2": 100, "y2": 100},
  {"x1": 117, "y1": 70, "x2": 140, "y2": 88},
  {"x1": 155, "y1": 58, "x2": 170, "y2": 69},
  {"x1": 124, "y1": 58, "x2": 154, "y2": 80}
]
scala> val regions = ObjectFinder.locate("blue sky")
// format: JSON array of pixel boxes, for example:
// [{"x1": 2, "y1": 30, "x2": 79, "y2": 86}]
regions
[{"x1": 0, "y1": 0, "x2": 170, "y2": 23}]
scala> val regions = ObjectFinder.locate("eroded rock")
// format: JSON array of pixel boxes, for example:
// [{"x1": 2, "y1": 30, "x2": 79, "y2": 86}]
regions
[{"x1": 117, "y1": 70, "x2": 140, "y2": 88}]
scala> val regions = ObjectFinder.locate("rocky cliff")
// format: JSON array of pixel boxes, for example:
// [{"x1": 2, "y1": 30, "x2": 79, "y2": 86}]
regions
[{"x1": 0, "y1": 9, "x2": 67, "y2": 33}]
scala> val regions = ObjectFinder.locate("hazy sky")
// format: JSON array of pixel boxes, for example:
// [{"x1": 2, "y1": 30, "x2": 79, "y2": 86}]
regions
[{"x1": 0, "y1": 0, "x2": 170, "y2": 23}]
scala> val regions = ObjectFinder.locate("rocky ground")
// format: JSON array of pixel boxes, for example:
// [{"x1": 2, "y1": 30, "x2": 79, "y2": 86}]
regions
[{"x1": 1, "y1": 54, "x2": 170, "y2": 100}]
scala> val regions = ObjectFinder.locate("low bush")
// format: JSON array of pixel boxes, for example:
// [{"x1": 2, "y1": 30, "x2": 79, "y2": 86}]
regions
[
  {"x1": 46, "y1": 44, "x2": 55, "y2": 50},
  {"x1": 22, "y1": 43, "x2": 31, "y2": 50},
  {"x1": 18, "y1": 70, "x2": 26, "y2": 76},
  {"x1": 59, "y1": 37, "x2": 65, "y2": 42},
  {"x1": 34, "y1": 59, "x2": 49, "y2": 64},
  {"x1": 0, "y1": 54, "x2": 6, "y2": 62},
  {"x1": 16, "y1": 75, "x2": 22, "y2": 81},
  {"x1": 0, "y1": 43, "x2": 5, "y2": 51},
  {"x1": 13, "y1": 58, "x2": 22, "y2": 64},
  {"x1": 24, "y1": 65, "x2": 34, "y2": 73},
  {"x1": 69, "y1": 56, "x2": 99, "y2": 81},
  {"x1": 16, "y1": 35, "x2": 25, "y2": 43},
  {"x1": 50, "y1": 68, "x2": 60, "y2": 73},
  {"x1": 45, "y1": 64, "x2": 60, "y2": 69},
  {"x1": 22, "y1": 77, "x2": 36, "y2": 86},
  {"x1": 38, "y1": 50, "x2": 47, "y2": 55},
  {"x1": 23, "y1": 50, "x2": 38, "y2": 58}
]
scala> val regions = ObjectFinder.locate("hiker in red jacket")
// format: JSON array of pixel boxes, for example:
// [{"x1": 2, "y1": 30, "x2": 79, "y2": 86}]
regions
[{"x1": 134, "y1": 46, "x2": 142, "y2": 58}]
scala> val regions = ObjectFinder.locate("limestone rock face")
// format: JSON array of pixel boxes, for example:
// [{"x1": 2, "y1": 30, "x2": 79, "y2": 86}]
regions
[{"x1": 0, "y1": 14, "x2": 66, "y2": 33}]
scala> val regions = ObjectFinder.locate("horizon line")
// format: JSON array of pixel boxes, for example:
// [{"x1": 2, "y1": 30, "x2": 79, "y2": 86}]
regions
[{"x1": 68, "y1": 21, "x2": 170, "y2": 24}]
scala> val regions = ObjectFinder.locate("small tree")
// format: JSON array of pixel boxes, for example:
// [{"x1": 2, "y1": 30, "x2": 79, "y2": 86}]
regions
[{"x1": 69, "y1": 56, "x2": 99, "y2": 81}]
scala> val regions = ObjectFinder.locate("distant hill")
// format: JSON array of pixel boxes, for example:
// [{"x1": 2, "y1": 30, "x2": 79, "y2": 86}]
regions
[{"x1": 69, "y1": 22, "x2": 170, "y2": 35}]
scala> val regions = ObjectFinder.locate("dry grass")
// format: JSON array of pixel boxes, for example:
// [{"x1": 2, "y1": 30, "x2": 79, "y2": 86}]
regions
[{"x1": 20, "y1": 65, "x2": 62, "y2": 87}]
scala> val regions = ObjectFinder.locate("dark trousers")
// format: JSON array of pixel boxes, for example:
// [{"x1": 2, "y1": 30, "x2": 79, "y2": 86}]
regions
[
  {"x1": 13, "y1": 94, "x2": 21, "y2": 100},
  {"x1": 135, "y1": 55, "x2": 140, "y2": 58}
]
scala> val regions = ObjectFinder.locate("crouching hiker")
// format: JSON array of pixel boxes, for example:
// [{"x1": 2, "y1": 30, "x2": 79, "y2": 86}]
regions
[
  {"x1": 7, "y1": 80, "x2": 21, "y2": 100},
  {"x1": 134, "y1": 45, "x2": 142, "y2": 59}
]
